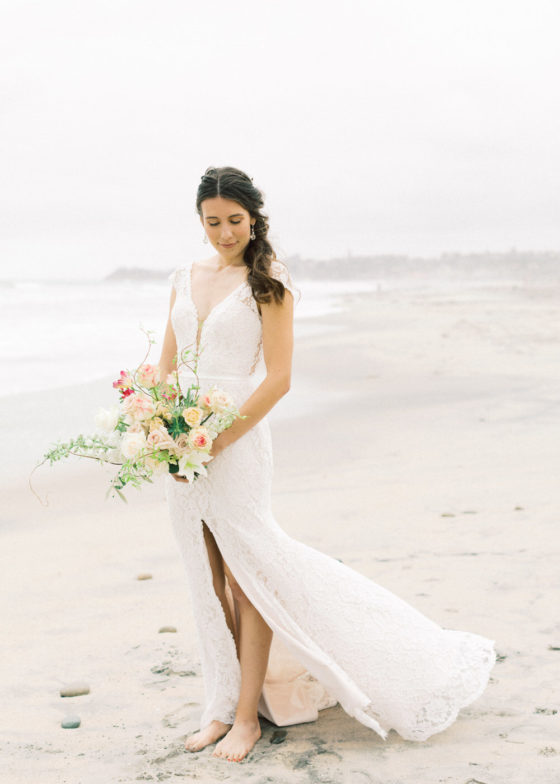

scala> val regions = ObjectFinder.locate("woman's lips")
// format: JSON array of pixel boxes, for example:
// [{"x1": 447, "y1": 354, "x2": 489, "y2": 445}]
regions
[{"x1": 221, "y1": 242, "x2": 237, "y2": 247}]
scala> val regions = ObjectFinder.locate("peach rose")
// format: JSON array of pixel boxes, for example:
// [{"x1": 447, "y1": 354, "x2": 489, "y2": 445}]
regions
[
  {"x1": 187, "y1": 426, "x2": 212, "y2": 451},
  {"x1": 154, "y1": 402, "x2": 172, "y2": 421},
  {"x1": 148, "y1": 416, "x2": 165, "y2": 431},
  {"x1": 126, "y1": 421, "x2": 146, "y2": 434},
  {"x1": 136, "y1": 363, "x2": 161, "y2": 388},
  {"x1": 173, "y1": 432, "x2": 192, "y2": 455},
  {"x1": 146, "y1": 425, "x2": 176, "y2": 453}
]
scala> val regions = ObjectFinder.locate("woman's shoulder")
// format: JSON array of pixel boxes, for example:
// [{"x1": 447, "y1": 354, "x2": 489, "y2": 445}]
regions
[
  {"x1": 268, "y1": 258, "x2": 291, "y2": 281},
  {"x1": 167, "y1": 262, "x2": 191, "y2": 290},
  {"x1": 168, "y1": 257, "x2": 213, "y2": 288},
  {"x1": 267, "y1": 259, "x2": 299, "y2": 302}
]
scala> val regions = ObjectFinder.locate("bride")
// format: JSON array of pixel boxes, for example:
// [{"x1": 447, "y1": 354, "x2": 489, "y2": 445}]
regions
[{"x1": 157, "y1": 165, "x2": 496, "y2": 764}]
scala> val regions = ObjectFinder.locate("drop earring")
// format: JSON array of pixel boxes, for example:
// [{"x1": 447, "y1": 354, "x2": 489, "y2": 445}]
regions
[
  {"x1": 250, "y1": 225, "x2": 256, "y2": 240},
  {"x1": 203, "y1": 233, "x2": 209, "y2": 243}
]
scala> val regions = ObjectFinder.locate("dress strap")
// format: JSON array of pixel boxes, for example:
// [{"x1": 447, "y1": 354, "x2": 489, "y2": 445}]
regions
[
  {"x1": 168, "y1": 262, "x2": 193, "y2": 295},
  {"x1": 269, "y1": 260, "x2": 301, "y2": 306}
]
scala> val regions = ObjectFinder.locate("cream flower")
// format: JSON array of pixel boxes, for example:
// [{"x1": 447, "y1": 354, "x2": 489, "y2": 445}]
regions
[
  {"x1": 182, "y1": 406, "x2": 204, "y2": 427},
  {"x1": 146, "y1": 425, "x2": 176, "y2": 453},
  {"x1": 177, "y1": 451, "x2": 213, "y2": 482},
  {"x1": 144, "y1": 456, "x2": 169, "y2": 476},
  {"x1": 120, "y1": 430, "x2": 147, "y2": 460},
  {"x1": 94, "y1": 405, "x2": 120, "y2": 433},
  {"x1": 208, "y1": 388, "x2": 235, "y2": 414},
  {"x1": 154, "y1": 402, "x2": 172, "y2": 421}
]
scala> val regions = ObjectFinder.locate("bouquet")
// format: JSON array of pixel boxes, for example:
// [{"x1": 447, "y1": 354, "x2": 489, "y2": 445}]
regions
[{"x1": 31, "y1": 329, "x2": 247, "y2": 502}]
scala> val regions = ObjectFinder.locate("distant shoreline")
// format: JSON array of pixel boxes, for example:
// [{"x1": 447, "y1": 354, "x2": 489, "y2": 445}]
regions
[{"x1": 104, "y1": 250, "x2": 560, "y2": 282}]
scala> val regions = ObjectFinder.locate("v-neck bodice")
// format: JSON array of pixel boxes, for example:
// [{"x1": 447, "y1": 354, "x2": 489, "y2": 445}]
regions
[
  {"x1": 168, "y1": 259, "x2": 297, "y2": 398},
  {"x1": 188, "y1": 261, "x2": 250, "y2": 352}
]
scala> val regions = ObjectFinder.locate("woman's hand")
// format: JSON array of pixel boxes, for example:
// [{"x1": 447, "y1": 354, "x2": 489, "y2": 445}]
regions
[
  {"x1": 171, "y1": 473, "x2": 191, "y2": 484},
  {"x1": 171, "y1": 434, "x2": 228, "y2": 483}
]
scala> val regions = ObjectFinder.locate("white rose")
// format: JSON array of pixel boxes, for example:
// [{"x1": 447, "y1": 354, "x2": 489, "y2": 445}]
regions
[
  {"x1": 105, "y1": 431, "x2": 122, "y2": 448},
  {"x1": 120, "y1": 430, "x2": 147, "y2": 460},
  {"x1": 208, "y1": 388, "x2": 235, "y2": 414},
  {"x1": 94, "y1": 405, "x2": 120, "y2": 433}
]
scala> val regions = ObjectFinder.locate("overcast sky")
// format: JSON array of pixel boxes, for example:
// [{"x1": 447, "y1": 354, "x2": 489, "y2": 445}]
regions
[{"x1": 1, "y1": 0, "x2": 559, "y2": 279}]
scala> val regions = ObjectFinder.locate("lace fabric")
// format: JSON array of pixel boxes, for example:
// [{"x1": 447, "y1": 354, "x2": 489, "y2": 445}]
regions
[{"x1": 164, "y1": 258, "x2": 497, "y2": 740}]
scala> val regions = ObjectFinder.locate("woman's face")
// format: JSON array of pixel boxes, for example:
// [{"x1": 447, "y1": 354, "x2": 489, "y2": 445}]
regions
[{"x1": 200, "y1": 196, "x2": 255, "y2": 261}]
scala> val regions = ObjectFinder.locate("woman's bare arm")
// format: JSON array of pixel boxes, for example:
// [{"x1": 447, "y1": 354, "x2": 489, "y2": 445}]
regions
[
  {"x1": 210, "y1": 286, "x2": 294, "y2": 455},
  {"x1": 158, "y1": 287, "x2": 178, "y2": 379}
]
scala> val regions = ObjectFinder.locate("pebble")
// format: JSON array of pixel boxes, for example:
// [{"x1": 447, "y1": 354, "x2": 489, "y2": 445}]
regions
[
  {"x1": 137, "y1": 573, "x2": 153, "y2": 580},
  {"x1": 270, "y1": 729, "x2": 287, "y2": 744},
  {"x1": 158, "y1": 626, "x2": 177, "y2": 633},
  {"x1": 60, "y1": 682, "x2": 90, "y2": 697},
  {"x1": 61, "y1": 715, "x2": 81, "y2": 729}
]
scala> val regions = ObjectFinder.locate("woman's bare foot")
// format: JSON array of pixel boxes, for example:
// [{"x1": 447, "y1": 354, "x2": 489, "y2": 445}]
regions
[
  {"x1": 184, "y1": 720, "x2": 232, "y2": 752},
  {"x1": 212, "y1": 718, "x2": 262, "y2": 762}
]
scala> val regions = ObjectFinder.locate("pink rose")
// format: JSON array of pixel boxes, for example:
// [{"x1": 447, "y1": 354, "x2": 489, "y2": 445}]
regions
[
  {"x1": 197, "y1": 392, "x2": 213, "y2": 410},
  {"x1": 187, "y1": 426, "x2": 212, "y2": 451},
  {"x1": 136, "y1": 363, "x2": 161, "y2": 388},
  {"x1": 122, "y1": 393, "x2": 156, "y2": 421}
]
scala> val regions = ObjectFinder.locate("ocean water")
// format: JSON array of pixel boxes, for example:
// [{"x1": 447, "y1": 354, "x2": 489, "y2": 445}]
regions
[{"x1": 1, "y1": 276, "x2": 381, "y2": 398}]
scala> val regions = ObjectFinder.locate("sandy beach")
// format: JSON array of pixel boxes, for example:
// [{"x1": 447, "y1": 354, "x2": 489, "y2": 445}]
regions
[{"x1": 2, "y1": 275, "x2": 559, "y2": 783}]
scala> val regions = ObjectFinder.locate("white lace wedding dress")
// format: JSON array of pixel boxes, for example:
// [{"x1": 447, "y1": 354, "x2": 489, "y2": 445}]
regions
[{"x1": 164, "y1": 258, "x2": 496, "y2": 742}]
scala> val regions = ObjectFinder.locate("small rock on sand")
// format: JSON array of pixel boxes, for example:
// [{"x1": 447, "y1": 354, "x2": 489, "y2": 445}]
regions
[
  {"x1": 136, "y1": 573, "x2": 153, "y2": 580},
  {"x1": 60, "y1": 682, "x2": 90, "y2": 697},
  {"x1": 61, "y1": 715, "x2": 81, "y2": 729},
  {"x1": 158, "y1": 626, "x2": 177, "y2": 633}
]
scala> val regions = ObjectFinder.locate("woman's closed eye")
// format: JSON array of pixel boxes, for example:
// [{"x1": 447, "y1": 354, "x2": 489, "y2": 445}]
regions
[{"x1": 208, "y1": 220, "x2": 242, "y2": 226}]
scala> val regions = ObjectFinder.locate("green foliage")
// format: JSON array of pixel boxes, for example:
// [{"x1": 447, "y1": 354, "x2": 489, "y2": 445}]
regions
[{"x1": 34, "y1": 324, "x2": 244, "y2": 505}]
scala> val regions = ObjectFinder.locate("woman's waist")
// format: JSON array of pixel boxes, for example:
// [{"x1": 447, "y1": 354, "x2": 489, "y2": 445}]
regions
[
  {"x1": 179, "y1": 371, "x2": 259, "y2": 385},
  {"x1": 178, "y1": 370, "x2": 261, "y2": 402}
]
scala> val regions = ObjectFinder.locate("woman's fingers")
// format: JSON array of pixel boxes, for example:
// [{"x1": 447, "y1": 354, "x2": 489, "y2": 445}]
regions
[{"x1": 172, "y1": 474, "x2": 190, "y2": 483}]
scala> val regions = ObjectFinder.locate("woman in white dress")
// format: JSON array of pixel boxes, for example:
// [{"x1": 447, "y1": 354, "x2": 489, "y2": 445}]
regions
[{"x1": 158, "y1": 165, "x2": 497, "y2": 764}]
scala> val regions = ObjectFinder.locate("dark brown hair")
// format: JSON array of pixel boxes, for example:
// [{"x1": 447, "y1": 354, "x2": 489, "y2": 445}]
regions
[{"x1": 196, "y1": 166, "x2": 293, "y2": 307}]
